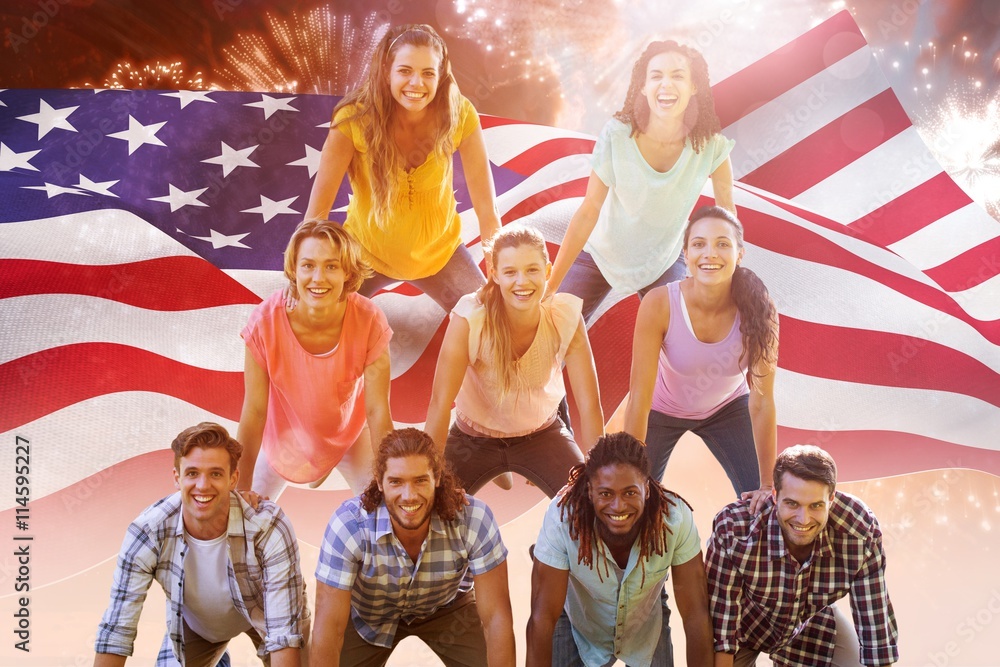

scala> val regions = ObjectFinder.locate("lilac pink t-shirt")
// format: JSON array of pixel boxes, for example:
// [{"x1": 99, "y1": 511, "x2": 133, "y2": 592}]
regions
[
  {"x1": 651, "y1": 281, "x2": 749, "y2": 420},
  {"x1": 241, "y1": 291, "x2": 392, "y2": 483}
]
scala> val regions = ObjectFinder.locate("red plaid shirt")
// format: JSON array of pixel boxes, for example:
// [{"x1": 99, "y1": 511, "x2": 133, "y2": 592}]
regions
[{"x1": 706, "y1": 492, "x2": 898, "y2": 667}]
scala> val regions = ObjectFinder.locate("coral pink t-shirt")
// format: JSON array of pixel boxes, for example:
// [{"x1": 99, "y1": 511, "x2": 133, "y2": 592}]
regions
[{"x1": 241, "y1": 291, "x2": 392, "y2": 483}]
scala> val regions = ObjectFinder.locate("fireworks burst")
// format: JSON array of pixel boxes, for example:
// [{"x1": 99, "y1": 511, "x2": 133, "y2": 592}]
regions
[
  {"x1": 84, "y1": 61, "x2": 216, "y2": 90},
  {"x1": 218, "y1": 8, "x2": 387, "y2": 95},
  {"x1": 916, "y1": 89, "x2": 1000, "y2": 220}
]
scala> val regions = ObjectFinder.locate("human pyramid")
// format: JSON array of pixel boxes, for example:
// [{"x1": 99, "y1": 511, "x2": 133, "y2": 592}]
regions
[{"x1": 93, "y1": 24, "x2": 898, "y2": 667}]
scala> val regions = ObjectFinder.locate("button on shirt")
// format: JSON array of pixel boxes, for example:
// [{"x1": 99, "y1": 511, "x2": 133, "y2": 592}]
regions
[
  {"x1": 94, "y1": 493, "x2": 307, "y2": 666},
  {"x1": 706, "y1": 493, "x2": 898, "y2": 667},
  {"x1": 533, "y1": 492, "x2": 701, "y2": 667},
  {"x1": 316, "y1": 495, "x2": 507, "y2": 648}
]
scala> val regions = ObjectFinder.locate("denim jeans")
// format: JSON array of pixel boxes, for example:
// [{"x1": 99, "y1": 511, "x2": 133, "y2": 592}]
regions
[
  {"x1": 445, "y1": 418, "x2": 584, "y2": 498},
  {"x1": 560, "y1": 251, "x2": 687, "y2": 322},
  {"x1": 359, "y1": 243, "x2": 485, "y2": 313},
  {"x1": 645, "y1": 394, "x2": 760, "y2": 496},
  {"x1": 551, "y1": 606, "x2": 673, "y2": 667}
]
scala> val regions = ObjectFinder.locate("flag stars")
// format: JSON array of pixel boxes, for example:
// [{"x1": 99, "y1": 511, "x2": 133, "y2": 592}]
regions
[
  {"x1": 149, "y1": 184, "x2": 209, "y2": 212},
  {"x1": 186, "y1": 228, "x2": 252, "y2": 250},
  {"x1": 21, "y1": 182, "x2": 90, "y2": 198},
  {"x1": 17, "y1": 100, "x2": 79, "y2": 139},
  {"x1": 241, "y1": 194, "x2": 298, "y2": 223},
  {"x1": 244, "y1": 94, "x2": 298, "y2": 119},
  {"x1": 0, "y1": 143, "x2": 41, "y2": 172},
  {"x1": 287, "y1": 145, "x2": 322, "y2": 177},
  {"x1": 161, "y1": 90, "x2": 217, "y2": 109},
  {"x1": 76, "y1": 175, "x2": 120, "y2": 197},
  {"x1": 202, "y1": 142, "x2": 260, "y2": 177},
  {"x1": 108, "y1": 116, "x2": 168, "y2": 155}
]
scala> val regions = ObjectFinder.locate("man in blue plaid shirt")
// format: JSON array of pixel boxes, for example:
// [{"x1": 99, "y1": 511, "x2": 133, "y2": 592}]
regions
[
  {"x1": 706, "y1": 444, "x2": 898, "y2": 667},
  {"x1": 311, "y1": 428, "x2": 516, "y2": 666},
  {"x1": 94, "y1": 422, "x2": 308, "y2": 667}
]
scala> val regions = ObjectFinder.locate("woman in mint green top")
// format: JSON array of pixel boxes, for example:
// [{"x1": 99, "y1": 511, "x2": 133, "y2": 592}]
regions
[{"x1": 547, "y1": 40, "x2": 735, "y2": 321}]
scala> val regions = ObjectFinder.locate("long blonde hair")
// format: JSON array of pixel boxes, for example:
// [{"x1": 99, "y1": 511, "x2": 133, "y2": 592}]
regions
[
  {"x1": 477, "y1": 225, "x2": 549, "y2": 396},
  {"x1": 333, "y1": 24, "x2": 463, "y2": 230}
]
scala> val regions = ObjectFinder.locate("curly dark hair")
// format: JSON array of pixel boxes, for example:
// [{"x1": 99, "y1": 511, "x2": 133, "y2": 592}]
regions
[
  {"x1": 361, "y1": 428, "x2": 465, "y2": 522},
  {"x1": 557, "y1": 432, "x2": 685, "y2": 585},
  {"x1": 613, "y1": 40, "x2": 722, "y2": 153},
  {"x1": 684, "y1": 206, "x2": 779, "y2": 390}
]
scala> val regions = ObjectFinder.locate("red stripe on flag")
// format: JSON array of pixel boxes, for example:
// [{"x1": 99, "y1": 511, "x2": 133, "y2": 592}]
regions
[
  {"x1": 0, "y1": 257, "x2": 262, "y2": 309},
  {"x1": 739, "y1": 89, "x2": 911, "y2": 198},
  {"x1": 739, "y1": 207, "x2": 1000, "y2": 344},
  {"x1": 847, "y1": 171, "x2": 973, "y2": 245},
  {"x1": 388, "y1": 319, "x2": 447, "y2": 424},
  {"x1": 2, "y1": 343, "x2": 242, "y2": 431},
  {"x1": 479, "y1": 115, "x2": 531, "y2": 129},
  {"x1": 713, "y1": 10, "x2": 866, "y2": 128},
  {"x1": 779, "y1": 317, "x2": 1000, "y2": 409},
  {"x1": 501, "y1": 178, "x2": 588, "y2": 224},
  {"x1": 778, "y1": 427, "x2": 1000, "y2": 479},
  {"x1": 500, "y1": 138, "x2": 596, "y2": 176},
  {"x1": 923, "y1": 236, "x2": 1000, "y2": 292}
]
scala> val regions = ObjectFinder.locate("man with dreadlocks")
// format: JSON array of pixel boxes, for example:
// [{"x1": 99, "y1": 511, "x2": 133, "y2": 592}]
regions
[
  {"x1": 526, "y1": 432, "x2": 713, "y2": 666},
  {"x1": 310, "y1": 428, "x2": 516, "y2": 666}
]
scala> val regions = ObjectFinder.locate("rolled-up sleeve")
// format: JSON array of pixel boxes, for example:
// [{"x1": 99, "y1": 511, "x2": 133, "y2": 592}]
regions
[
  {"x1": 705, "y1": 514, "x2": 741, "y2": 654},
  {"x1": 95, "y1": 522, "x2": 158, "y2": 656},
  {"x1": 850, "y1": 523, "x2": 899, "y2": 666},
  {"x1": 259, "y1": 512, "x2": 308, "y2": 653}
]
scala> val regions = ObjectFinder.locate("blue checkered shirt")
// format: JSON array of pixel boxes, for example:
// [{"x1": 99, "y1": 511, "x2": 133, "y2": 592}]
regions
[
  {"x1": 316, "y1": 495, "x2": 507, "y2": 648},
  {"x1": 94, "y1": 492, "x2": 307, "y2": 665},
  {"x1": 706, "y1": 492, "x2": 898, "y2": 667}
]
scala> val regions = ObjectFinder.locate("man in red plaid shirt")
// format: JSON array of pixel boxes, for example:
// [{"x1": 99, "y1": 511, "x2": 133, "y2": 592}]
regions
[{"x1": 706, "y1": 445, "x2": 898, "y2": 667}]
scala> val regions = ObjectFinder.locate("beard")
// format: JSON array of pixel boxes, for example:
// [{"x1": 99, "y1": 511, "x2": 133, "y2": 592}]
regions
[{"x1": 595, "y1": 519, "x2": 642, "y2": 554}]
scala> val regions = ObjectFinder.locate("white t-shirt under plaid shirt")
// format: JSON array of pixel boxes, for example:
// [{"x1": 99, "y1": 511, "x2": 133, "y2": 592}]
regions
[{"x1": 316, "y1": 495, "x2": 508, "y2": 648}]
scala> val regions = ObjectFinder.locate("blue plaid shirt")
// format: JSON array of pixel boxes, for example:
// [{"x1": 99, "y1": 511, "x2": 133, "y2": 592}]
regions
[
  {"x1": 316, "y1": 495, "x2": 507, "y2": 648},
  {"x1": 95, "y1": 492, "x2": 307, "y2": 665}
]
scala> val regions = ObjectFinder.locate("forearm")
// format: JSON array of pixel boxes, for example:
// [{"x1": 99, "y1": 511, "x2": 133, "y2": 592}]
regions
[
  {"x1": 683, "y1": 610, "x2": 716, "y2": 667},
  {"x1": 236, "y1": 419, "x2": 264, "y2": 491},
  {"x1": 548, "y1": 209, "x2": 594, "y2": 294},
  {"x1": 423, "y1": 401, "x2": 452, "y2": 455},
  {"x1": 483, "y1": 613, "x2": 517, "y2": 667},
  {"x1": 714, "y1": 651, "x2": 735, "y2": 667},
  {"x1": 308, "y1": 633, "x2": 342, "y2": 667},
  {"x1": 269, "y1": 647, "x2": 301, "y2": 667},
  {"x1": 525, "y1": 616, "x2": 557, "y2": 667},
  {"x1": 94, "y1": 653, "x2": 127, "y2": 667},
  {"x1": 622, "y1": 397, "x2": 650, "y2": 443},
  {"x1": 749, "y1": 400, "x2": 776, "y2": 488},
  {"x1": 365, "y1": 403, "x2": 393, "y2": 453}
]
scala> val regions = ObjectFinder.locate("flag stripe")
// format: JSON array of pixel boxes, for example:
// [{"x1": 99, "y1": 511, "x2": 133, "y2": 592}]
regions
[
  {"x1": 501, "y1": 178, "x2": 589, "y2": 224},
  {"x1": 847, "y1": 171, "x2": 973, "y2": 245},
  {"x1": 713, "y1": 10, "x2": 866, "y2": 128},
  {"x1": 499, "y1": 137, "x2": 596, "y2": 176},
  {"x1": 2, "y1": 294, "x2": 249, "y2": 369},
  {"x1": 738, "y1": 88, "x2": 911, "y2": 198},
  {"x1": 777, "y1": 426, "x2": 1000, "y2": 479},
  {"x1": 779, "y1": 317, "x2": 1000, "y2": 409},
  {"x1": 887, "y1": 204, "x2": 1000, "y2": 272},
  {"x1": 2, "y1": 343, "x2": 241, "y2": 432},
  {"x1": 0, "y1": 257, "x2": 260, "y2": 309},
  {"x1": 924, "y1": 237, "x2": 1000, "y2": 292}
]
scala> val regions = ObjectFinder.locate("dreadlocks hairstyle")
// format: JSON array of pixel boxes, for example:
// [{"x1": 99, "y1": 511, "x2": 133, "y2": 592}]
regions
[
  {"x1": 613, "y1": 40, "x2": 721, "y2": 153},
  {"x1": 684, "y1": 206, "x2": 779, "y2": 390},
  {"x1": 283, "y1": 219, "x2": 373, "y2": 299},
  {"x1": 361, "y1": 428, "x2": 464, "y2": 521},
  {"x1": 557, "y1": 432, "x2": 684, "y2": 584},
  {"x1": 333, "y1": 23, "x2": 463, "y2": 230},
  {"x1": 477, "y1": 224, "x2": 550, "y2": 397}
]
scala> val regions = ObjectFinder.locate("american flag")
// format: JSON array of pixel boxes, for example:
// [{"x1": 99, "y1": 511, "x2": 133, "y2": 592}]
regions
[{"x1": 2, "y1": 11, "x2": 997, "y2": 587}]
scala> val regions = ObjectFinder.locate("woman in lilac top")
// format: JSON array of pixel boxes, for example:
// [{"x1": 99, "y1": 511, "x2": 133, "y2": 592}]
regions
[{"x1": 624, "y1": 206, "x2": 779, "y2": 512}]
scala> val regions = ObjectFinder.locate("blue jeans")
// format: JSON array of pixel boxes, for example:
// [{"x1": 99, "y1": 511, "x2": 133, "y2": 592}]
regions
[
  {"x1": 359, "y1": 243, "x2": 486, "y2": 313},
  {"x1": 551, "y1": 606, "x2": 673, "y2": 667},
  {"x1": 646, "y1": 394, "x2": 760, "y2": 496},
  {"x1": 445, "y1": 418, "x2": 583, "y2": 498},
  {"x1": 560, "y1": 251, "x2": 687, "y2": 322}
]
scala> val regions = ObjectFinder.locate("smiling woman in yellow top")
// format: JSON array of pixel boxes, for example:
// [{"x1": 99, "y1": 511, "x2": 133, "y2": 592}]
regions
[{"x1": 304, "y1": 23, "x2": 501, "y2": 312}]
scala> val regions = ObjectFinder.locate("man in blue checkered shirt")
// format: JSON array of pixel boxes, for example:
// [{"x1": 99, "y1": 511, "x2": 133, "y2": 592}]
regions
[
  {"x1": 706, "y1": 444, "x2": 899, "y2": 667},
  {"x1": 311, "y1": 428, "x2": 516, "y2": 666},
  {"x1": 94, "y1": 422, "x2": 308, "y2": 667}
]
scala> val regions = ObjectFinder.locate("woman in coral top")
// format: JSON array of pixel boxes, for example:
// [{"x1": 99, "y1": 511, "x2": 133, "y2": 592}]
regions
[
  {"x1": 237, "y1": 220, "x2": 392, "y2": 499},
  {"x1": 304, "y1": 23, "x2": 500, "y2": 313},
  {"x1": 624, "y1": 206, "x2": 779, "y2": 513},
  {"x1": 424, "y1": 225, "x2": 605, "y2": 498}
]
